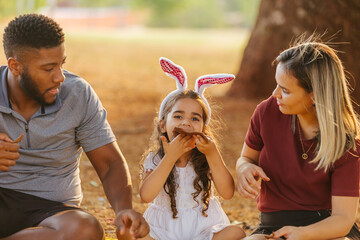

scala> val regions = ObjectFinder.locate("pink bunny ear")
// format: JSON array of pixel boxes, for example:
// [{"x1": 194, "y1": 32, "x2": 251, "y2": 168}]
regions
[
  {"x1": 160, "y1": 57, "x2": 187, "y2": 90},
  {"x1": 195, "y1": 74, "x2": 234, "y2": 125},
  {"x1": 195, "y1": 74, "x2": 235, "y2": 95}
]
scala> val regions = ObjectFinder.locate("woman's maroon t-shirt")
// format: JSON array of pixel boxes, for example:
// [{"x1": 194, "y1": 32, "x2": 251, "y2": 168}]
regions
[{"x1": 245, "y1": 96, "x2": 360, "y2": 212}]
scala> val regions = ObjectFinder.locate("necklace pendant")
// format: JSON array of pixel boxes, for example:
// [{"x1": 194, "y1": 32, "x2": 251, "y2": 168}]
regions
[{"x1": 302, "y1": 153, "x2": 308, "y2": 160}]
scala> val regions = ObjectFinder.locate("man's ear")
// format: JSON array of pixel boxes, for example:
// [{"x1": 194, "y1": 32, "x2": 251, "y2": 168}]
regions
[
  {"x1": 8, "y1": 57, "x2": 23, "y2": 77},
  {"x1": 159, "y1": 119, "x2": 166, "y2": 133}
]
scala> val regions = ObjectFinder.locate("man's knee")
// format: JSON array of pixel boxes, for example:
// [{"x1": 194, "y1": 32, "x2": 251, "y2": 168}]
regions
[
  {"x1": 40, "y1": 210, "x2": 104, "y2": 240},
  {"x1": 67, "y1": 211, "x2": 104, "y2": 239}
]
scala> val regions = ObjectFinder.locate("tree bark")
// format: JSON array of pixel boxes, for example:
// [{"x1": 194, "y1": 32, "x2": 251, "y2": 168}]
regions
[{"x1": 228, "y1": 0, "x2": 360, "y2": 103}]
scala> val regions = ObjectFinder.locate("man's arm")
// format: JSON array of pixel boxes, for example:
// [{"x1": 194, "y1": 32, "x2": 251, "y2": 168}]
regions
[
  {"x1": 86, "y1": 142, "x2": 149, "y2": 238},
  {"x1": 86, "y1": 142, "x2": 132, "y2": 212}
]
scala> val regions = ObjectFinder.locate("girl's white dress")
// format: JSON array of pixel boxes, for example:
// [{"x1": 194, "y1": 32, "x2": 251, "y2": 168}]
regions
[{"x1": 143, "y1": 153, "x2": 231, "y2": 240}]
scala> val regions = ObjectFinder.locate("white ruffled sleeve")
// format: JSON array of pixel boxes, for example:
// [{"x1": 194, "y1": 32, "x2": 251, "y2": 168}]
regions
[{"x1": 143, "y1": 152, "x2": 160, "y2": 172}]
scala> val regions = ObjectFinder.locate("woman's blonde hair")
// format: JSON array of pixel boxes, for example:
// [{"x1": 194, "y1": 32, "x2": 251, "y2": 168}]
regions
[{"x1": 275, "y1": 35, "x2": 360, "y2": 171}]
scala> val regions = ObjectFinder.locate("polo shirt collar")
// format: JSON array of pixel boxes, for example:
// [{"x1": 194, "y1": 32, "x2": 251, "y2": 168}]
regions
[
  {"x1": 0, "y1": 66, "x2": 10, "y2": 108},
  {"x1": 0, "y1": 65, "x2": 62, "y2": 115}
]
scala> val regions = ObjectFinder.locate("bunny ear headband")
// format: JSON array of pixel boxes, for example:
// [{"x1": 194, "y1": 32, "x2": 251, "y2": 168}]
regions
[{"x1": 159, "y1": 57, "x2": 235, "y2": 125}]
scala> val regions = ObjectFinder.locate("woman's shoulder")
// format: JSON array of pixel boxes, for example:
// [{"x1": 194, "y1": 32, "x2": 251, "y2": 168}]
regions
[
  {"x1": 334, "y1": 141, "x2": 360, "y2": 167},
  {"x1": 346, "y1": 140, "x2": 360, "y2": 159}
]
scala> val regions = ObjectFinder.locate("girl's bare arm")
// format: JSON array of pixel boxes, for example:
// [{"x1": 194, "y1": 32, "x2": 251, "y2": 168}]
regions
[{"x1": 196, "y1": 136, "x2": 234, "y2": 199}]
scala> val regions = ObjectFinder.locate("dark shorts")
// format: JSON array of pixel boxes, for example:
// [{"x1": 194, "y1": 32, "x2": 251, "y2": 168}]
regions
[
  {"x1": 252, "y1": 210, "x2": 360, "y2": 239},
  {"x1": 0, "y1": 186, "x2": 80, "y2": 238}
]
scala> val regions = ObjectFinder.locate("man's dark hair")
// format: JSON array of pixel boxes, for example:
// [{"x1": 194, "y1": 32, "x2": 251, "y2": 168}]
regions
[{"x1": 3, "y1": 13, "x2": 64, "y2": 59}]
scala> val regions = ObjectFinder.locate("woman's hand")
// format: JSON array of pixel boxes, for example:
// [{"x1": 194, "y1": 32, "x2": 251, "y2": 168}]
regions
[
  {"x1": 236, "y1": 143, "x2": 269, "y2": 199},
  {"x1": 271, "y1": 226, "x2": 308, "y2": 240},
  {"x1": 236, "y1": 160, "x2": 270, "y2": 199}
]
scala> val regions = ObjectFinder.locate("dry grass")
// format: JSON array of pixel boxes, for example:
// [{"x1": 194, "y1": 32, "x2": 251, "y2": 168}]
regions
[
  {"x1": 63, "y1": 28, "x2": 260, "y2": 238},
  {"x1": 0, "y1": 27, "x2": 359, "y2": 239}
]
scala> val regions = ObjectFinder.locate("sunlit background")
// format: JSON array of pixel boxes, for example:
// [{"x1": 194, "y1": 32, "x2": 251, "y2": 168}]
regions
[
  {"x1": 0, "y1": 0, "x2": 260, "y2": 28},
  {"x1": 0, "y1": 0, "x2": 260, "y2": 95},
  {"x1": 1, "y1": 1, "x2": 359, "y2": 239},
  {"x1": 0, "y1": 1, "x2": 261, "y2": 239}
]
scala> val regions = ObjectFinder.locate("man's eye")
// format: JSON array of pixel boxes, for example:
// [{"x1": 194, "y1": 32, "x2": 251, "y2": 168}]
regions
[{"x1": 45, "y1": 68, "x2": 53, "y2": 72}]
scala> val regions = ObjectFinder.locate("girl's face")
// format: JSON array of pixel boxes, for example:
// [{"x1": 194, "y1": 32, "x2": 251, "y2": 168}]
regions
[
  {"x1": 272, "y1": 63, "x2": 314, "y2": 115},
  {"x1": 161, "y1": 98, "x2": 205, "y2": 141}
]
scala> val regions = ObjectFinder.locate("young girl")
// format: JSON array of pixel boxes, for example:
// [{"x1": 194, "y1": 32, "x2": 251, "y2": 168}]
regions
[{"x1": 139, "y1": 58, "x2": 245, "y2": 240}]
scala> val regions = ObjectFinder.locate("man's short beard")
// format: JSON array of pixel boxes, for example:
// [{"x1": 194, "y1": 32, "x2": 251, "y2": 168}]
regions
[{"x1": 19, "y1": 68, "x2": 53, "y2": 106}]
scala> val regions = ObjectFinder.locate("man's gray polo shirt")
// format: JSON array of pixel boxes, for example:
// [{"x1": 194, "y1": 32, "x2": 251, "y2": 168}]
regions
[{"x1": 0, "y1": 66, "x2": 116, "y2": 206}]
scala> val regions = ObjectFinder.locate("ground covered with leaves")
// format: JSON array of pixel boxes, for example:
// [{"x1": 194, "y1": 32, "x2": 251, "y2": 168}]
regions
[
  {"x1": 69, "y1": 29, "x2": 359, "y2": 239},
  {"x1": 80, "y1": 97, "x2": 261, "y2": 239},
  {"x1": 1, "y1": 27, "x2": 357, "y2": 239}
]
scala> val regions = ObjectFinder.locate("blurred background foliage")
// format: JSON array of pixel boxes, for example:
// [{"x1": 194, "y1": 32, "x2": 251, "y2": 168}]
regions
[{"x1": 0, "y1": 0, "x2": 260, "y2": 28}]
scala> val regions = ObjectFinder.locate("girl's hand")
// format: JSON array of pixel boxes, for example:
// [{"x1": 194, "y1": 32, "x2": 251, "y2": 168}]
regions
[
  {"x1": 236, "y1": 161, "x2": 270, "y2": 199},
  {"x1": 161, "y1": 134, "x2": 196, "y2": 160},
  {"x1": 271, "y1": 226, "x2": 308, "y2": 240},
  {"x1": 195, "y1": 135, "x2": 217, "y2": 157}
]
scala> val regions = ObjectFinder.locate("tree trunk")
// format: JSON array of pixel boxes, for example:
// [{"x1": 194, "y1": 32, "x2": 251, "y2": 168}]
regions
[{"x1": 227, "y1": 0, "x2": 360, "y2": 103}]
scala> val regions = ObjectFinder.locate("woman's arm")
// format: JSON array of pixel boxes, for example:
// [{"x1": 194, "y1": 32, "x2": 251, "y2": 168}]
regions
[
  {"x1": 139, "y1": 134, "x2": 196, "y2": 203},
  {"x1": 236, "y1": 143, "x2": 270, "y2": 199},
  {"x1": 195, "y1": 136, "x2": 234, "y2": 199},
  {"x1": 273, "y1": 196, "x2": 359, "y2": 239}
]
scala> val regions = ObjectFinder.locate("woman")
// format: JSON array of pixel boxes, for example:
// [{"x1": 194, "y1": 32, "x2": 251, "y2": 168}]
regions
[{"x1": 236, "y1": 38, "x2": 360, "y2": 240}]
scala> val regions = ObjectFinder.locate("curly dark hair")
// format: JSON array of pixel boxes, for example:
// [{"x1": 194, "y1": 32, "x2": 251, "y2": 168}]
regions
[
  {"x1": 3, "y1": 13, "x2": 64, "y2": 59},
  {"x1": 141, "y1": 90, "x2": 220, "y2": 218}
]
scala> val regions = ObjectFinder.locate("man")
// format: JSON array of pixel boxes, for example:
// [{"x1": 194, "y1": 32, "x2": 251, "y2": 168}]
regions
[{"x1": 0, "y1": 14, "x2": 149, "y2": 239}]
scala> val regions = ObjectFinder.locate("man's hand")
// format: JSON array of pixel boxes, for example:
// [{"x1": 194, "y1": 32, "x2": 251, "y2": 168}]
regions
[
  {"x1": 0, "y1": 133, "x2": 21, "y2": 171},
  {"x1": 114, "y1": 209, "x2": 149, "y2": 239}
]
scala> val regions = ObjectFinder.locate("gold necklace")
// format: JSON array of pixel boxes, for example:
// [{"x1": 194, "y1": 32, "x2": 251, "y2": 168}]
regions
[{"x1": 298, "y1": 120, "x2": 315, "y2": 160}]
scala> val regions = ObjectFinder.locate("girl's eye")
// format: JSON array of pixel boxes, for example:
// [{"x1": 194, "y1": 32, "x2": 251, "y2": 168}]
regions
[
  {"x1": 282, "y1": 88, "x2": 289, "y2": 94},
  {"x1": 192, "y1": 117, "x2": 200, "y2": 121},
  {"x1": 173, "y1": 115, "x2": 182, "y2": 119}
]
